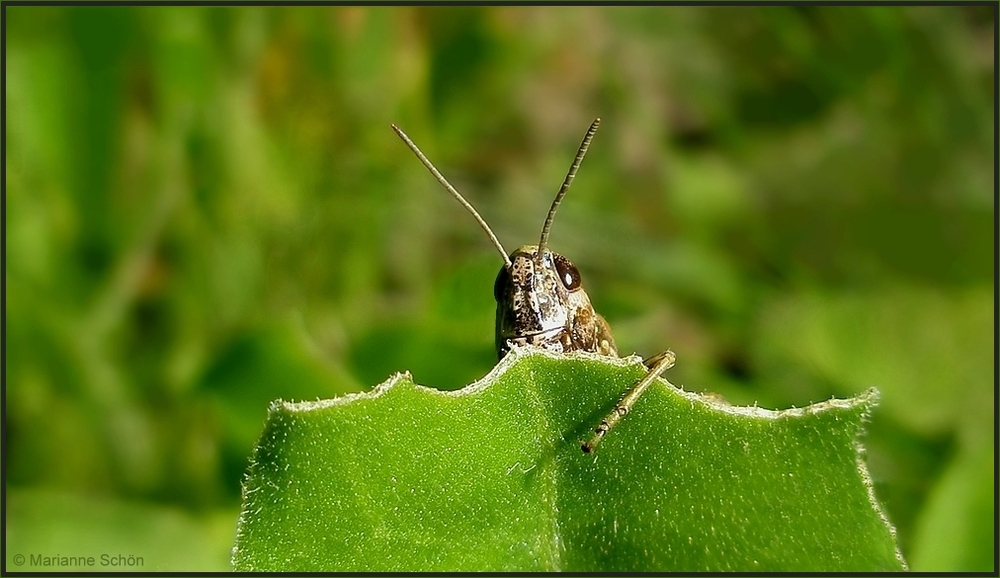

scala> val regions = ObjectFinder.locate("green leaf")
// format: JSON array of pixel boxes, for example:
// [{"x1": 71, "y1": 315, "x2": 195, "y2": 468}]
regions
[{"x1": 232, "y1": 348, "x2": 904, "y2": 571}]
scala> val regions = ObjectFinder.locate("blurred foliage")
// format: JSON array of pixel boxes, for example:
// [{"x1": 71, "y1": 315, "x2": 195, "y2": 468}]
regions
[{"x1": 4, "y1": 5, "x2": 994, "y2": 572}]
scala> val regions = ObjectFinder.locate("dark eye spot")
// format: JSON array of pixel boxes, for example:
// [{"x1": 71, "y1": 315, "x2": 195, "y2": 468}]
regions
[
  {"x1": 493, "y1": 266, "x2": 511, "y2": 302},
  {"x1": 552, "y1": 254, "x2": 581, "y2": 290}
]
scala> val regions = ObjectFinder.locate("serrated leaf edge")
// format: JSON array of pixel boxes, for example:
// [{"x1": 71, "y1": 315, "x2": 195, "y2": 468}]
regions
[{"x1": 276, "y1": 346, "x2": 880, "y2": 425}]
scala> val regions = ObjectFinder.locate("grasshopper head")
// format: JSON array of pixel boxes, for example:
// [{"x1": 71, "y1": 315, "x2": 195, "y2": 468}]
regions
[{"x1": 493, "y1": 245, "x2": 614, "y2": 360}]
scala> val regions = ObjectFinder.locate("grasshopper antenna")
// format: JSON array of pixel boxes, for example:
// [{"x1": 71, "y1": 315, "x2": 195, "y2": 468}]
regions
[
  {"x1": 392, "y1": 124, "x2": 512, "y2": 270},
  {"x1": 537, "y1": 117, "x2": 601, "y2": 258}
]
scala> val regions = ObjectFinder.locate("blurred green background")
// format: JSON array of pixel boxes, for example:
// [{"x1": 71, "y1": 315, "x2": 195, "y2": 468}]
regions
[{"x1": 4, "y1": 5, "x2": 994, "y2": 572}]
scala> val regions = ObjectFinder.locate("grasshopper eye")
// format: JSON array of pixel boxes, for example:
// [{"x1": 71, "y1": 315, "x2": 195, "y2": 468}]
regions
[
  {"x1": 493, "y1": 267, "x2": 511, "y2": 302},
  {"x1": 553, "y1": 254, "x2": 581, "y2": 291}
]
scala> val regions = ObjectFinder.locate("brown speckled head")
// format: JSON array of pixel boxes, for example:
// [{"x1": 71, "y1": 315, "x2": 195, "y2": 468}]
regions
[{"x1": 494, "y1": 245, "x2": 616, "y2": 360}]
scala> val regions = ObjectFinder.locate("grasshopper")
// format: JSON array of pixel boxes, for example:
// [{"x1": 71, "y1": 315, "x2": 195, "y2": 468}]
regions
[{"x1": 392, "y1": 118, "x2": 675, "y2": 453}]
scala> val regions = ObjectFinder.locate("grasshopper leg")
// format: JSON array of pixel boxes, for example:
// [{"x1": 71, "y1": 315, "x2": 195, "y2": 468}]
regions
[{"x1": 581, "y1": 350, "x2": 676, "y2": 453}]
